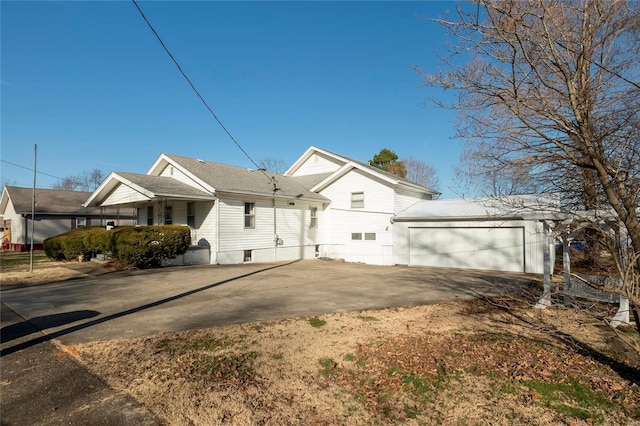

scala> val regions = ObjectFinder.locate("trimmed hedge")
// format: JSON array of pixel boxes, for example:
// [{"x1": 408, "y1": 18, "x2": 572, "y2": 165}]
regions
[{"x1": 44, "y1": 225, "x2": 191, "y2": 268}]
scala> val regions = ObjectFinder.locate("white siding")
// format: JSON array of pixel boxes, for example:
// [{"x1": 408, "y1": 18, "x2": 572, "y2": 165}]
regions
[
  {"x1": 103, "y1": 184, "x2": 149, "y2": 206},
  {"x1": 315, "y1": 169, "x2": 395, "y2": 265},
  {"x1": 216, "y1": 195, "x2": 319, "y2": 264},
  {"x1": 394, "y1": 189, "x2": 431, "y2": 214},
  {"x1": 291, "y1": 152, "x2": 344, "y2": 176},
  {"x1": 318, "y1": 208, "x2": 393, "y2": 265},
  {"x1": 194, "y1": 201, "x2": 216, "y2": 255},
  {"x1": 320, "y1": 169, "x2": 394, "y2": 213},
  {"x1": 4, "y1": 202, "x2": 24, "y2": 245}
]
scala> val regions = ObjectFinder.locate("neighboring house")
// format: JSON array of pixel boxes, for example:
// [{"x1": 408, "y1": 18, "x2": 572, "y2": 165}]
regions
[
  {"x1": 0, "y1": 186, "x2": 135, "y2": 252},
  {"x1": 392, "y1": 197, "x2": 559, "y2": 274}
]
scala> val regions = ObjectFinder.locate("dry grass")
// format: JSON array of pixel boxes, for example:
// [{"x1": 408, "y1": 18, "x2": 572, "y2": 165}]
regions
[
  {"x1": 74, "y1": 299, "x2": 640, "y2": 426},
  {"x1": 0, "y1": 265, "x2": 86, "y2": 286},
  {"x1": 0, "y1": 250, "x2": 111, "y2": 286}
]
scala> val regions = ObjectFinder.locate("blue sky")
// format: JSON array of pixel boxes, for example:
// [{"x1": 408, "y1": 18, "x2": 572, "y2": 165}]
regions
[{"x1": 1, "y1": 1, "x2": 462, "y2": 198}]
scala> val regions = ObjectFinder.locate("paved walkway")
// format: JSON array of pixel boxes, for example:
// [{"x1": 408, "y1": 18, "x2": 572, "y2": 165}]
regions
[{"x1": 0, "y1": 259, "x2": 532, "y2": 425}]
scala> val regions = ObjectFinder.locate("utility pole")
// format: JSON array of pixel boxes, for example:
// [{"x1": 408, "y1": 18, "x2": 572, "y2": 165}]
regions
[{"x1": 29, "y1": 144, "x2": 37, "y2": 273}]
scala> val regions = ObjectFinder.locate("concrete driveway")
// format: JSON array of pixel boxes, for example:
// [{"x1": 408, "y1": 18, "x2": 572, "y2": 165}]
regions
[{"x1": 0, "y1": 260, "x2": 533, "y2": 350}]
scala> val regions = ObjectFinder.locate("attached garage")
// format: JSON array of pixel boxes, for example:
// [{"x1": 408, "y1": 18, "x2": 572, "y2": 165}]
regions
[
  {"x1": 393, "y1": 198, "x2": 554, "y2": 274},
  {"x1": 409, "y1": 225, "x2": 526, "y2": 272}
]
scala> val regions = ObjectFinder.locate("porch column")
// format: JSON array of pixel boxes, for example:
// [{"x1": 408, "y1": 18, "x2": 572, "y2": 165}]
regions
[
  {"x1": 536, "y1": 221, "x2": 553, "y2": 308},
  {"x1": 611, "y1": 224, "x2": 630, "y2": 327}
]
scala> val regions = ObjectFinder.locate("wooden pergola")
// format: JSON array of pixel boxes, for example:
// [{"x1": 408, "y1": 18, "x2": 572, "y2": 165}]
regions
[{"x1": 535, "y1": 211, "x2": 634, "y2": 327}]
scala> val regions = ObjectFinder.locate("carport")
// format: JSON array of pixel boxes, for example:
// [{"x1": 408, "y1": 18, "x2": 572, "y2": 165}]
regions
[{"x1": 392, "y1": 197, "x2": 556, "y2": 274}]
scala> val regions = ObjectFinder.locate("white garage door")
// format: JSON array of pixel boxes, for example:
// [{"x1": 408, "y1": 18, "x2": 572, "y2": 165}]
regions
[{"x1": 409, "y1": 226, "x2": 525, "y2": 272}]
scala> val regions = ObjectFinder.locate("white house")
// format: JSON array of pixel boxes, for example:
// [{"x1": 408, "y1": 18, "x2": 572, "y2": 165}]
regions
[
  {"x1": 83, "y1": 147, "x2": 438, "y2": 266},
  {"x1": 83, "y1": 147, "x2": 554, "y2": 273}
]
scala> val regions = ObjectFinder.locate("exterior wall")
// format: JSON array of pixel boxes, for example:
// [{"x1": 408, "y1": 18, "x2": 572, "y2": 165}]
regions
[
  {"x1": 317, "y1": 169, "x2": 396, "y2": 265},
  {"x1": 394, "y1": 189, "x2": 432, "y2": 213},
  {"x1": 103, "y1": 185, "x2": 149, "y2": 206},
  {"x1": 320, "y1": 169, "x2": 395, "y2": 212},
  {"x1": 393, "y1": 218, "x2": 549, "y2": 274},
  {"x1": 291, "y1": 152, "x2": 343, "y2": 176},
  {"x1": 317, "y1": 208, "x2": 394, "y2": 265},
  {"x1": 3, "y1": 202, "x2": 27, "y2": 250},
  {"x1": 4, "y1": 211, "x2": 133, "y2": 251},
  {"x1": 216, "y1": 194, "x2": 320, "y2": 265}
]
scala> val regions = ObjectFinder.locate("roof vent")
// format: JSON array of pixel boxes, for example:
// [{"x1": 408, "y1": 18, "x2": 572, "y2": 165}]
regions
[{"x1": 197, "y1": 159, "x2": 205, "y2": 163}]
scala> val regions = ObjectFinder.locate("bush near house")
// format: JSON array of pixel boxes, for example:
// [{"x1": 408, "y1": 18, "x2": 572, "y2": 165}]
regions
[{"x1": 44, "y1": 225, "x2": 191, "y2": 268}]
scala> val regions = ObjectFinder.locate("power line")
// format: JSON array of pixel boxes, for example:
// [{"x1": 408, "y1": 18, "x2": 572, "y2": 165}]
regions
[
  {"x1": 1, "y1": 159, "x2": 63, "y2": 181},
  {"x1": 131, "y1": 0, "x2": 263, "y2": 171}
]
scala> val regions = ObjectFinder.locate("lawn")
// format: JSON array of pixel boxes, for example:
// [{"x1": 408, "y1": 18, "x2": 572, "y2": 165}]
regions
[
  {"x1": 73, "y1": 293, "x2": 640, "y2": 425},
  {"x1": 0, "y1": 250, "x2": 51, "y2": 269},
  {"x1": 0, "y1": 250, "x2": 94, "y2": 286}
]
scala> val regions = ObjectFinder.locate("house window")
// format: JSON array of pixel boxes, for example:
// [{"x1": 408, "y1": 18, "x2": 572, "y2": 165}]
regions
[
  {"x1": 364, "y1": 233, "x2": 376, "y2": 241},
  {"x1": 310, "y1": 207, "x2": 318, "y2": 228},
  {"x1": 244, "y1": 202, "x2": 255, "y2": 228},
  {"x1": 351, "y1": 232, "x2": 362, "y2": 240},
  {"x1": 164, "y1": 205, "x2": 173, "y2": 225},
  {"x1": 351, "y1": 192, "x2": 364, "y2": 209},
  {"x1": 187, "y1": 202, "x2": 196, "y2": 228},
  {"x1": 147, "y1": 206, "x2": 154, "y2": 226},
  {"x1": 76, "y1": 217, "x2": 86, "y2": 228},
  {"x1": 244, "y1": 250, "x2": 252, "y2": 262}
]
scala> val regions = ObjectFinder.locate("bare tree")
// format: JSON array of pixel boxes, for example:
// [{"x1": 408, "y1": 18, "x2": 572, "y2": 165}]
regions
[
  {"x1": 417, "y1": 1, "x2": 640, "y2": 327},
  {"x1": 403, "y1": 156, "x2": 440, "y2": 190},
  {"x1": 258, "y1": 157, "x2": 288, "y2": 174},
  {"x1": 53, "y1": 168, "x2": 104, "y2": 191},
  {"x1": 455, "y1": 150, "x2": 542, "y2": 196}
]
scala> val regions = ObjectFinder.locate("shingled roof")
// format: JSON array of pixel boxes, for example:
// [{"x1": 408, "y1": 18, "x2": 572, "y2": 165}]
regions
[
  {"x1": 114, "y1": 172, "x2": 215, "y2": 199},
  {"x1": 1, "y1": 186, "x2": 116, "y2": 215},
  {"x1": 160, "y1": 154, "x2": 328, "y2": 201}
]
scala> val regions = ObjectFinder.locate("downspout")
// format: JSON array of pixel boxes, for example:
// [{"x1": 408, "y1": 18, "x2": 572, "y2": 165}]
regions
[{"x1": 23, "y1": 214, "x2": 28, "y2": 252}]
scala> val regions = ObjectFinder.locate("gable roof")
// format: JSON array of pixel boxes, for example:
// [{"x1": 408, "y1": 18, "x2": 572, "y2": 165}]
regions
[
  {"x1": 85, "y1": 153, "x2": 328, "y2": 207},
  {"x1": 1, "y1": 186, "x2": 117, "y2": 216},
  {"x1": 150, "y1": 153, "x2": 327, "y2": 201},
  {"x1": 83, "y1": 172, "x2": 217, "y2": 207},
  {"x1": 286, "y1": 146, "x2": 440, "y2": 196}
]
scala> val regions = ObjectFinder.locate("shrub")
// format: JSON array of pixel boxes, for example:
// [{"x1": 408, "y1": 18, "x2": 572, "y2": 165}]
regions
[
  {"x1": 112, "y1": 226, "x2": 190, "y2": 268},
  {"x1": 43, "y1": 225, "x2": 191, "y2": 268},
  {"x1": 44, "y1": 227, "x2": 97, "y2": 260}
]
